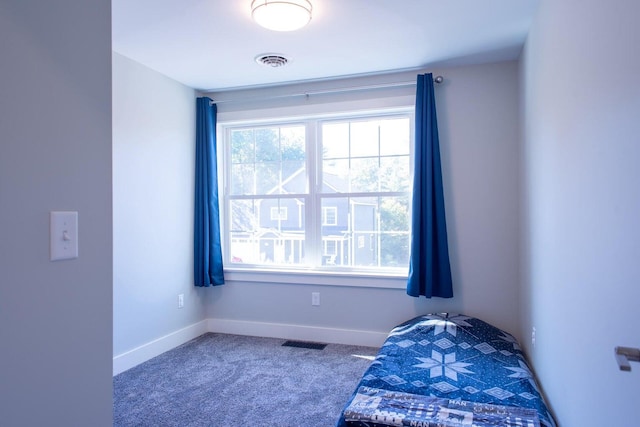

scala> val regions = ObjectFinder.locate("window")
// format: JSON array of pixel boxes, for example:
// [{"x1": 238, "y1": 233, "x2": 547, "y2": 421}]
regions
[
  {"x1": 323, "y1": 240, "x2": 337, "y2": 256},
  {"x1": 321, "y1": 206, "x2": 337, "y2": 226},
  {"x1": 270, "y1": 207, "x2": 288, "y2": 221},
  {"x1": 221, "y1": 112, "x2": 412, "y2": 274}
]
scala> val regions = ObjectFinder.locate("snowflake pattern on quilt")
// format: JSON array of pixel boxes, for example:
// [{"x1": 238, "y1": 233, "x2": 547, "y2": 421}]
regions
[
  {"x1": 336, "y1": 313, "x2": 556, "y2": 427},
  {"x1": 413, "y1": 350, "x2": 474, "y2": 381}
]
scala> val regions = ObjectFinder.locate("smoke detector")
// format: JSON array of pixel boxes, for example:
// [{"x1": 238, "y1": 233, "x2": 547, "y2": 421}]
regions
[{"x1": 255, "y1": 53, "x2": 289, "y2": 68}]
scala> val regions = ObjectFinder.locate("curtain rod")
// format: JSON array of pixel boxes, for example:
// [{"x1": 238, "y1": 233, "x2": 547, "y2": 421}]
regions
[{"x1": 210, "y1": 75, "x2": 444, "y2": 105}]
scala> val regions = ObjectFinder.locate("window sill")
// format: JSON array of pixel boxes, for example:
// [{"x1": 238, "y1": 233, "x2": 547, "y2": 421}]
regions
[{"x1": 223, "y1": 267, "x2": 407, "y2": 290}]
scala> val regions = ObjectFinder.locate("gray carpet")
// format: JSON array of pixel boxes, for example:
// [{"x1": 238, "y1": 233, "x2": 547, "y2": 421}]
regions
[{"x1": 113, "y1": 333, "x2": 379, "y2": 426}]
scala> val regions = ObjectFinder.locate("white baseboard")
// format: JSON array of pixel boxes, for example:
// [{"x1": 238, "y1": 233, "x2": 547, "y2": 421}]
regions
[
  {"x1": 113, "y1": 319, "x2": 387, "y2": 376},
  {"x1": 207, "y1": 318, "x2": 388, "y2": 348},
  {"x1": 113, "y1": 320, "x2": 208, "y2": 376}
]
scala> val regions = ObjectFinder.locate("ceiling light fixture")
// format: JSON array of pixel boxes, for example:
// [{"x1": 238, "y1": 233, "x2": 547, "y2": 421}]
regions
[{"x1": 251, "y1": 0, "x2": 312, "y2": 32}]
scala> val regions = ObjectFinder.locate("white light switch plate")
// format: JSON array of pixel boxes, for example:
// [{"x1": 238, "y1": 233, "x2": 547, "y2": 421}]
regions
[{"x1": 50, "y1": 211, "x2": 78, "y2": 261}]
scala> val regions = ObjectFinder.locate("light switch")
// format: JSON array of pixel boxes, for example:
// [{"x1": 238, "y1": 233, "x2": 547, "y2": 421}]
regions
[{"x1": 50, "y1": 211, "x2": 78, "y2": 261}]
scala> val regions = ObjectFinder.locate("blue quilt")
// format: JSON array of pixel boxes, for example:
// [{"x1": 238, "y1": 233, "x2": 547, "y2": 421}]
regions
[{"x1": 336, "y1": 314, "x2": 556, "y2": 427}]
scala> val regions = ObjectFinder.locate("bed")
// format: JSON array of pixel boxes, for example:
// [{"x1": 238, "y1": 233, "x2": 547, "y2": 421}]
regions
[{"x1": 336, "y1": 313, "x2": 556, "y2": 427}]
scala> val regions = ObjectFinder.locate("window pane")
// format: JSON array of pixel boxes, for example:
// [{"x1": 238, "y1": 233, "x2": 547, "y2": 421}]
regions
[
  {"x1": 319, "y1": 196, "x2": 410, "y2": 269},
  {"x1": 255, "y1": 128, "x2": 280, "y2": 162},
  {"x1": 230, "y1": 129, "x2": 254, "y2": 163},
  {"x1": 379, "y1": 196, "x2": 410, "y2": 267},
  {"x1": 350, "y1": 196, "x2": 378, "y2": 267},
  {"x1": 350, "y1": 157, "x2": 379, "y2": 192},
  {"x1": 322, "y1": 159, "x2": 349, "y2": 194},
  {"x1": 281, "y1": 127, "x2": 305, "y2": 161},
  {"x1": 230, "y1": 199, "x2": 257, "y2": 233},
  {"x1": 322, "y1": 122, "x2": 349, "y2": 159},
  {"x1": 379, "y1": 156, "x2": 410, "y2": 192},
  {"x1": 256, "y1": 162, "x2": 279, "y2": 194},
  {"x1": 229, "y1": 197, "x2": 306, "y2": 265},
  {"x1": 282, "y1": 160, "x2": 306, "y2": 193},
  {"x1": 321, "y1": 198, "x2": 347, "y2": 266},
  {"x1": 379, "y1": 196, "x2": 410, "y2": 232},
  {"x1": 380, "y1": 118, "x2": 410, "y2": 156},
  {"x1": 323, "y1": 158, "x2": 384, "y2": 194},
  {"x1": 350, "y1": 121, "x2": 379, "y2": 158},
  {"x1": 321, "y1": 118, "x2": 410, "y2": 195},
  {"x1": 379, "y1": 234, "x2": 410, "y2": 268},
  {"x1": 231, "y1": 163, "x2": 254, "y2": 195},
  {"x1": 229, "y1": 125, "x2": 306, "y2": 196}
]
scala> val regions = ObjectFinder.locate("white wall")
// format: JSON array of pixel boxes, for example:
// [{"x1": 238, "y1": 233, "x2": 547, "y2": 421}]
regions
[
  {"x1": 0, "y1": 1, "x2": 113, "y2": 425},
  {"x1": 112, "y1": 53, "x2": 206, "y2": 367},
  {"x1": 206, "y1": 61, "x2": 523, "y2": 343},
  {"x1": 520, "y1": 0, "x2": 640, "y2": 425}
]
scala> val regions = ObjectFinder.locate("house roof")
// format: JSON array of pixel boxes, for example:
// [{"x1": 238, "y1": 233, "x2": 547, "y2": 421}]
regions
[{"x1": 266, "y1": 166, "x2": 349, "y2": 195}]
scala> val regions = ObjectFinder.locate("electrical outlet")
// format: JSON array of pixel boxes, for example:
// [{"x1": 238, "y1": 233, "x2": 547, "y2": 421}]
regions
[
  {"x1": 178, "y1": 294, "x2": 184, "y2": 309},
  {"x1": 311, "y1": 292, "x2": 320, "y2": 306},
  {"x1": 531, "y1": 327, "x2": 536, "y2": 347}
]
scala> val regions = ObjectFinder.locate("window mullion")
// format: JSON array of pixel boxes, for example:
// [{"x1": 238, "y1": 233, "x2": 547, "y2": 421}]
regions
[{"x1": 306, "y1": 120, "x2": 320, "y2": 267}]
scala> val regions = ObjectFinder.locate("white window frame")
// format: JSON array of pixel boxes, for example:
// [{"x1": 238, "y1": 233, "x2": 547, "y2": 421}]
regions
[
  {"x1": 217, "y1": 104, "x2": 414, "y2": 289},
  {"x1": 323, "y1": 239, "x2": 337, "y2": 256},
  {"x1": 321, "y1": 206, "x2": 337, "y2": 226}
]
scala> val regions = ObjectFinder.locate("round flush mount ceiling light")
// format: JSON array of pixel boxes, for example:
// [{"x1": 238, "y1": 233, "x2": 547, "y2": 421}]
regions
[{"x1": 251, "y1": 0, "x2": 313, "y2": 32}]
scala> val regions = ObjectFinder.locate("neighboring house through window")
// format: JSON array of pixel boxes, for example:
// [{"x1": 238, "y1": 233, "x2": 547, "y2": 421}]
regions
[{"x1": 220, "y1": 112, "x2": 412, "y2": 275}]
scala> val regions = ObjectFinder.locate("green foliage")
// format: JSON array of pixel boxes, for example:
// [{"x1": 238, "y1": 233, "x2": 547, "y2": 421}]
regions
[
  {"x1": 227, "y1": 116, "x2": 412, "y2": 268},
  {"x1": 230, "y1": 126, "x2": 306, "y2": 196},
  {"x1": 379, "y1": 198, "x2": 410, "y2": 267}
]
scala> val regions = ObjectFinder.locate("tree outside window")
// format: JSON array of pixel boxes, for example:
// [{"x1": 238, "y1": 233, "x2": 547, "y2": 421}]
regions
[{"x1": 222, "y1": 113, "x2": 411, "y2": 273}]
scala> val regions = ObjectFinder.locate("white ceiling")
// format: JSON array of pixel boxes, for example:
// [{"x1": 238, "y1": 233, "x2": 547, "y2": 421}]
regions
[{"x1": 112, "y1": 0, "x2": 539, "y2": 92}]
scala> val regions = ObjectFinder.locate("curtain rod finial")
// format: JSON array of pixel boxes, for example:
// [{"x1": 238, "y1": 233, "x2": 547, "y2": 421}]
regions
[{"x1": 434, "y1": 76, "x2": 443, "y2": 84}]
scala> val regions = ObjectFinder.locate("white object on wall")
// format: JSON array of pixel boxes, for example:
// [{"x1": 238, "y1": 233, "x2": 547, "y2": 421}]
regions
[{"x1": 50, "y1": 211, "x2": 78, "y2": 261}]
